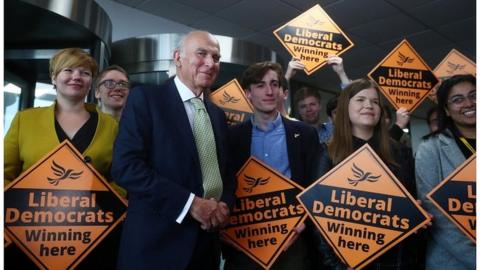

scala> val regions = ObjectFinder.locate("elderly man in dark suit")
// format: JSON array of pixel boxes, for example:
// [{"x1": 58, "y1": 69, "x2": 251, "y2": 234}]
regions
[
  {"x1": 223, "y1": 61, "x2": 322, "y2": 270},
  {"x1": 112, "y1": 31, "x2": 234, "y2": 270}
]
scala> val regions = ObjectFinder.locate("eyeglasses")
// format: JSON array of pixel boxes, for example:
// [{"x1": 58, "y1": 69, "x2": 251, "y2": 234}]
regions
[
  {"x1": 447, "y1": 91, "x2": 476, "y2": 106},
  {"x1": 99, "y1": 80, "x2": 129, "y2": 90}
]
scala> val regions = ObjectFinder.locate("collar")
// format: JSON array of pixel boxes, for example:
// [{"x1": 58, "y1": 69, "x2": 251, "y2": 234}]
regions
[
  {"x1": 174, "y1": 76, "x2": 204, "y2": 102},
  {"x1": 251, "y1": 112, "x2": 282, "y2": 131},
  {"x1": 352, "y1": 135, "x2": 379, "y2": 149}
]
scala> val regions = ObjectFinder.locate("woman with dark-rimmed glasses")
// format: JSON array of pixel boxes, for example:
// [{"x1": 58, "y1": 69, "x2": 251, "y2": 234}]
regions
[{"x1": 415, "y1": 74, "x2": 476, "y2": 270}]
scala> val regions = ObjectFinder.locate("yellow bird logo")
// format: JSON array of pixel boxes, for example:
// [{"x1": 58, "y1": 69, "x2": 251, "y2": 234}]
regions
[
  {"x1": 397, "y1": 52, "x2": 414, "y2": 66},
  {"x1": 446, "y1": 61, "x2": 466, "y2": 74},
  {"x1": 243, "y1": 174, "x2": 270, "y2": 193},
  {"x1": 219, "y1": 91, "x2": 240, "y2": 105},
  {"x1": 347, "y1": 163, "x2": 380, "y2": 186},
  {"x1": 305, "y1": 15, "x2": 324, "y2": 27},
  {"x1": 47, "y1": 160, "x2": 83, "y2": 186}
]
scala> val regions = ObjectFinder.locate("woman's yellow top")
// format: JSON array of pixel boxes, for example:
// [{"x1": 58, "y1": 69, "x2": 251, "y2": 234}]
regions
[{"x1": 4, "y1": 103, "x2": 126, "y2": 197}]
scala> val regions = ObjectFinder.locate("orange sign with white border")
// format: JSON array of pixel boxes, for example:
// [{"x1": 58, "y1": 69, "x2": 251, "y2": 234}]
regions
[
  {"x1": 4, "y1": 140, "x2": 127, "y2": 270},
  {"x1": 298, "y1": 144, "x2": 430, "y2": 270},
  {"x1": 273, "y1": 4, "x2": 354, "y2": 75},
  {"x1": 429, "y1": 49, "x2": 476, "y2": 102},
  {"x1": 210, "y1": 79, "x2": 253, "y2": 125},
  {"x1": 222, "y1": 157, "x2": 307, "y2": 269},
  {"x1": 427, "y1": 154, "x2": 476, "y2": 243},
  {"x1": 368, "y1": 39, "x2": 439, "y2": 112}
]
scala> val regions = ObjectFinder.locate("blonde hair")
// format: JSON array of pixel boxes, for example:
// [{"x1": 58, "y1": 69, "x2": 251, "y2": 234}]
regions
[{"x1": 49, "y1": 48, "x2": 98, "y2": 79}]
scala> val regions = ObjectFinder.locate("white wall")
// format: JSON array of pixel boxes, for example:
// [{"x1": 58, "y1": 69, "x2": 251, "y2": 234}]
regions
[{"x1": 95, "y1": 0, "x2": 193, "y2": 42}]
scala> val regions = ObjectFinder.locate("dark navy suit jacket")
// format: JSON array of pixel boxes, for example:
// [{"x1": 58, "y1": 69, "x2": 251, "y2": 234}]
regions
[
  {"x1": 112, "y1": 78, "x2": 234, "y2": 270},
  {"x1": 228, "y1": 117, "x2": 321, "y2": 187}
]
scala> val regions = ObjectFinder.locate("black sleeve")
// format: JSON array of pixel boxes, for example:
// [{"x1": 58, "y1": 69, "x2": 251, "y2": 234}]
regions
[
  {"x1": 400, "y1": 145, "x2": 416, "y2": 197},
  {"x1": 390, "y1": 141, "x2": 416, "y2": 197},
  {"x1": 389, "y1": 124, "x2": 405, "y2": 142},
  {"x1": 310, "y1": 143, "x2": 333, "y2": 182}
]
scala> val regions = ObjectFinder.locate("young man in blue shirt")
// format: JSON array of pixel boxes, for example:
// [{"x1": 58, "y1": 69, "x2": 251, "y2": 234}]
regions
[{"x1": 223, "y1": 61, "x2": 323, "y2": 270}]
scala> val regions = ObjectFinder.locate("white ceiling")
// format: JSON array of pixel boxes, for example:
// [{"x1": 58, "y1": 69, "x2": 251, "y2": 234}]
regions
[{"x1": 113, "y1": 0, "x2": 476, "y2": 96}]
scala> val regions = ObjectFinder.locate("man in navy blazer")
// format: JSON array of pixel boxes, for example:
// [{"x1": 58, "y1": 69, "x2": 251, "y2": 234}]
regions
[
  {"x1": 112, "y1": 31, "x2": 234, "y2": 270},
  {"x1": 223, "y1": 62, "x2": 322, "y2": 270}
]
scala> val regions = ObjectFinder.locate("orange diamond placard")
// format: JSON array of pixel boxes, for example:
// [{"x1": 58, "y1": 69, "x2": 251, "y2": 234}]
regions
[
  {"x1": 273, "y1": 4, "x2": 354, "y2": 75},
  {"x1": 4, "y1": 140, "x2": 127, "y2": 270},
  {"x1": 298, "y1": 145, "x2": 430, "y2": 270},
  {"x1": 429, "y1": 49, "x2": 476, "y2": 102},
  {"x1": 210, "y1": 79, "x2": 253, "y2": 125},
  {"x1": 221, "y1": 157, "x2": 307, "y2": 269},
  {"x1": 427, "y1": 154, "x2": 476, "y2": 243},
  {"x1": 368, "y1": 39, "x2": 439, "y2": 112}
]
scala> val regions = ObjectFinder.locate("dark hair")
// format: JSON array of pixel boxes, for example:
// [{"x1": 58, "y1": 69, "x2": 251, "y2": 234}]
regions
[
  {"x1": 328, "y1": 78, "x2": 394, "y2": 166},
  {"x1": 381, "y1": 104, "x2": 392, "y2": 122},
  {"x1": 435, "y1": 74, "x2": 476, "y2": 134},
  {"x1": 426, "y1": 106, "x2": 438, "y2": 126},
  {"x1": 326, "y1": 94, "x2": 338, "y2": 118},
  {"x1": 241, "y1": 61, "x2": 283, "y2": 90},
  {"x1": 280, "y1": 76, "x2": 289, "y2": 92}
]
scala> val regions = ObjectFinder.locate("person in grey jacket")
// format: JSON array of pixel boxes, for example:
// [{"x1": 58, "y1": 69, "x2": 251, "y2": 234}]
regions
[{"x1": 415, "y1": 74, "x2": 476, "y2": 270}]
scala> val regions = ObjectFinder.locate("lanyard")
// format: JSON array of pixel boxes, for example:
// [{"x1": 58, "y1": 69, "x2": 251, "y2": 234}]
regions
[{"x1": 460, "y1": 137, "x2": 476, "y2": 154}]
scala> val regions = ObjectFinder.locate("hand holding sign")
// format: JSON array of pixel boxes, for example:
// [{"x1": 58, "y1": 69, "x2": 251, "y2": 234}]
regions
[
  {"x1": 273, "y1": 4, "x2": 354, "y2": 75},
  {"x1": 222, "y1": 157, "x2": 308, "y2": 269},
  {"x1": 283, "y1": 223, "x2": 306, "y2": 251},
  {"x1": 368, "y1": 39, "x2": 439, "y2": 113},
  {"x1": 328, "y1": 56, "x2": 351, "y2": 85},
  {"x1": 297, "y1": 145, "x2": 430, "y2": 270},
  {"x1": 328, "y1": 56, "x2": 345, "y2": 74},
  {"x1": 285, "y1": 58, "x2": 306, "y2": 80},
  {"x1": 4, "y1": 141, "x2": 127, "y2": 270},
  {"x1": 394, "y1": 108, "x2": 410, "y2": 129}
]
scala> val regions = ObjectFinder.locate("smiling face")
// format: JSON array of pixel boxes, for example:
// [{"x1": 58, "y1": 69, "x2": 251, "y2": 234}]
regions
[
  {"x1": 246, "y1": 69, "x2": 281, "y2": 116},
  {"x1": 298, "y1": 96, "x2": 321, "y2": 125},
  {"x1": 445, "y1": 81, "x2": 476, "y2": 131},
  {"x1": 348, "y1": 88, "x2": 381, "y2": 137},
  {"x1": 95, "y1": 70, "x2": 129, "y2": 111},
  {"x1": 53, "y1": 66, "x2": 93, "y2": 101},
  {"x1": 174, "y1": 31, "x2": 220, "y2": 94}
]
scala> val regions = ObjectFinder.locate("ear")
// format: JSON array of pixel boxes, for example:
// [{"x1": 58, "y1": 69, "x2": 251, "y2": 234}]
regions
[
  {"x1": 173, "y1": 50, "x2": 181, "y2": 67},
  {"x1": 245, "y1": 89, "x2": 252, "y2": 100},
  {"x1": 283, "y1": 89, "x2": 289, "y2": 100},
  {"x1": 95, "y1": 88, "x2": 101, "y2": 99},
  {"x1": 51, "y1": 75, "x2": 56, "y2": 88}
]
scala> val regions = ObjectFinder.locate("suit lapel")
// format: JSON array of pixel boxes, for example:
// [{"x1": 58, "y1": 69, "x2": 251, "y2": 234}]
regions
[
  {"x1": 163, "y1": 80, "x2": 197, "y2": 159},
  {"x1": 439, "y1": 133, "x2": 466, "y2": 168},
  {"x1": 239, "y1": 121, "x2": 253, "y2": 165}
]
